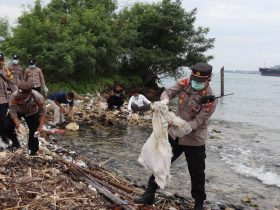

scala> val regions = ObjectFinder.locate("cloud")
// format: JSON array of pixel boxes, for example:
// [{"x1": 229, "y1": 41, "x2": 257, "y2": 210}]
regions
[
  {"x1": 0, "y1": 5, "x2": 22, "y2": 23},
  {"x1": 208, "y1": 4, "x2": 280, "y2": 21}
]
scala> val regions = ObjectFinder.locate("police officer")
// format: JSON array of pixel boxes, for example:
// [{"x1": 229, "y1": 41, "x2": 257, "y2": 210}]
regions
[
  {"x1": 24, "y1": 58, "x2": 48, "y2": 93},
  {"x1": 5, "y1": 81, "x2": 46, "y2": 155},
  {"x1": 47, "y1": 91, "x2": 75, "y2": 126},
  {"x1": 135, "y1": 63, "x2": 217, "y2": 210},
  {"x1": 0, "y1": 52, "x2": 14, "y2": 147},
  {"x1": 8, "y1": 54, "x2": 23, "y2": 91}
]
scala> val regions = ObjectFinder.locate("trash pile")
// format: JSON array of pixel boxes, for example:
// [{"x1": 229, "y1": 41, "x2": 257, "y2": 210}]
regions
[
  {"x1": 0, "y1": 130, "x2": 198, "y2": 210},
  {"x1": 72, "y1": 93, "x2": 153, "y2": 128}
]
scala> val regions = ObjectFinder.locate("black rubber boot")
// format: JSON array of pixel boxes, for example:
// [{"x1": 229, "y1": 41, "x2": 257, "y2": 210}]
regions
[
  {"x1": 134, "y1": 189, "x2": 155, "y2": 205},
  {"x1": 134, "y1": 175, "x2": 158, "y2": 205},
  {"x1": 194, "y1": 200, "x2": 204, "y2": 210}
]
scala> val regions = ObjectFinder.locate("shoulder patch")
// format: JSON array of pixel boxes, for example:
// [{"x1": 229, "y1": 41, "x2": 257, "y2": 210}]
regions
[{"x1": 178, "y1": 78, "x2": 188, "y2": 87}]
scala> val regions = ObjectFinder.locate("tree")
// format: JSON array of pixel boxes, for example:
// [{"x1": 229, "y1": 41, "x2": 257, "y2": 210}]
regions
[
  {"x1": 2, "y1": 0, "x2": 120, "y2": 82},
  {"x1": 1, "y1": 0, "x2": 214, "y2": 89},
  {"x1": 0, "y1": 17, "x2": 9, "y2": 46},
  {"x1": 116, "y1": 0, "x2": 214, "y2": 86}
]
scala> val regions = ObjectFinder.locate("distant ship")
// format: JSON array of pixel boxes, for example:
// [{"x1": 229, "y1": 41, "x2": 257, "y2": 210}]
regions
[{"x1": 259, "y1": 65, "x2": 280, "y2": 76}]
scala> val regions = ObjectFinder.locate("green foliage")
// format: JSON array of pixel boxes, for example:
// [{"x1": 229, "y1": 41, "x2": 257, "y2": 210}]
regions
[
  {"x1": 48, "y1": 74, "x2": 142, "y2": 94},
  {"x1": 1, "y1": 0, "x2": 214, "y2": 89},
  {"x1": 0, "y1": 17, "x2": 9, "y2": 45},
  {"x1": 116, "y1": 0, "x2": 215, "y2": 85},
  {"x1": 2, "y1": 0, "x2": 120, "y2": 82}
]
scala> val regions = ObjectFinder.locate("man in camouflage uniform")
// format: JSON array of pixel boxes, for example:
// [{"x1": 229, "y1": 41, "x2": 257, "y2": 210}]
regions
[
  {"x1": 0, "y1": 53, "x2": 14, "y2": 147},
  {"x1": 5, "y1": 81, "x2": 46, "y2": 155},
  {"x1": 24, "y1": 59, "x2": 47, "y2": 93},
  {"x1": 8, "y1": 54, "x2": 23, "y2": 91},
  {"x1": 135, "y1": 63, "x2": 218, "y2": 210}
]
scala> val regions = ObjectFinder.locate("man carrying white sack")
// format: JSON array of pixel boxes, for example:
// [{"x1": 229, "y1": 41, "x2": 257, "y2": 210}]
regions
[{"x1": 135, "y1": 63, "x2": 218, "y2": 210}]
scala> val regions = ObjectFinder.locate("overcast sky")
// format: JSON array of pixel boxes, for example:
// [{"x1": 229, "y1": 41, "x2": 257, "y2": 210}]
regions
[{"x1": 1, "y1": 0, "x2": 280, "y2": 71}]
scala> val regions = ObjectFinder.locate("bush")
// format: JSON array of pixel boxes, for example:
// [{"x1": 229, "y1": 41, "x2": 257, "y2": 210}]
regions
[{"x1": 47, "y1": 75, "x2": 142, "y2": 94}]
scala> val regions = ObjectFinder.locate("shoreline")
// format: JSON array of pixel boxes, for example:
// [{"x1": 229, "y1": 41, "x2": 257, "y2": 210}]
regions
[{"x1": 1, "y1": 93, "x2": 277, "y2": 209}]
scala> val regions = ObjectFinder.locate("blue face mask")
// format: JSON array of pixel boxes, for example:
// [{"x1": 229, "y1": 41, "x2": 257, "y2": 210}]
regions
[
  {"x1": 30, "y1": 65, "x2": 36, "y2": 68},
  {"x1": 191, "y1": 80, "x2": 206, "y2": 91}
]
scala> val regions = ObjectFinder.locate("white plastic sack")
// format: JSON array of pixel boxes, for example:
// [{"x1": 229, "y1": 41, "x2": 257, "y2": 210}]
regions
[
  {"x1": 138, "y1": 102, "x2": 192, "y2": 189},
  {"x1": 66, "y1": 122, "x2": 79, "y2": 131},
  {"x1": 17, "y1": 124, "x2": 28, "y2": 142}
]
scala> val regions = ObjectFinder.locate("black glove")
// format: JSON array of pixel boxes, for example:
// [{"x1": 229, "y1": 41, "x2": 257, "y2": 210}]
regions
[{"x1": 199, "y1": 95, "x2": 215, "y2": 104}]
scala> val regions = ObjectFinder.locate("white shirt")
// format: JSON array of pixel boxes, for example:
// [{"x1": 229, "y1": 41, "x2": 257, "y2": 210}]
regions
[{"x1": 128, "y1": 94, "x2": 151, "y2": 111}]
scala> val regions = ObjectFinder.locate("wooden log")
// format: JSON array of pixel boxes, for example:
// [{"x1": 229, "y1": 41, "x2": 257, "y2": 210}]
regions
[
  {"x1": 55, "y1": 155, "x2": 136, "y2": 210},
  {"x1": 220, "y1": 66, "x2": 224, "y2": 96}
]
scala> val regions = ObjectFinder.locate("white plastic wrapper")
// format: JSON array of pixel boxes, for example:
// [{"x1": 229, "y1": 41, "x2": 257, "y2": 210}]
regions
[
  {"x1": 65, "y1": 122, "x2": 79, "y2": 131},
  {"x1": 138, "y1": 102, "x2": 192, "y2": 189}
]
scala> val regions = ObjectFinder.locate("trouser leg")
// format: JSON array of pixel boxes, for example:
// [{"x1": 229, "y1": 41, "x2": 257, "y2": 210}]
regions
[
  {"x1": 184, "y1": 145, "x2": 206, "y2": 204},
  {"x1": 107, "y1": 96, "x2": 115, "y2": 108},
  {"x1": 107, "y1": 96, "x2": 124, "y2": 109},
  {"x1": 138, "y1": 102, "x2": 150, "y2": 112},
  {"x1": 4, "y1": 113, "x2": 20, "y2": 148},
  {"x1": 131, "y1": 102, "x2": 140, "y2": 112},
  {"x1": 0, "y1": 103, "x2": 9, "y2": 144},
  {"x1": 115, "y1": 97, "x2": 124, "y2": 108},
  {"x1": 24, "y1": 112, "x2": 40, "y2": 153}
]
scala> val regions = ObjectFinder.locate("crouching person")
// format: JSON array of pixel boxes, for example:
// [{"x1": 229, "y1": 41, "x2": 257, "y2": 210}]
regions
[
  {"x1": 5, "y1": 81, "x2": 46, "y2": 155},
  {"x1": 47, "y1": 91, "x2": 75, "y2": 126},
  {"x1": 128, "y1": 89, "x2": 151, "y2": 114}
]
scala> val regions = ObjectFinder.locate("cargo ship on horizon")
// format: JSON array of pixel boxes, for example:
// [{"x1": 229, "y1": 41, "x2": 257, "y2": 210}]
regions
[{"x1": 259, "y1": 65, "x2": 280, "y2": 76}]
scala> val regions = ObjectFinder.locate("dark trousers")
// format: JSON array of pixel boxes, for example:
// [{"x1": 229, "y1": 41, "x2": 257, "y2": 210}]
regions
[
  {"x1": 147, "y1": 136, "x2": 206, "y2": 203},
  {"x1": 107, "y1": 95, "x2": 124, "y2": 108},
  {"x1": 131, "y1": 102, "x2": 150, "y2": 112},
  {"x1": 4, "y1": 112, "x2": 40, "y2": 153},
  {"x1": 0, "y1": 103, "x2": 9, "y2": 144}
]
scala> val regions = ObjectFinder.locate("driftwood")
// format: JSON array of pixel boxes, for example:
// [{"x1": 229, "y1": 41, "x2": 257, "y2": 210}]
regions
[{"x1": 55, "y1": 154, "x2": 136, "y2": 210}]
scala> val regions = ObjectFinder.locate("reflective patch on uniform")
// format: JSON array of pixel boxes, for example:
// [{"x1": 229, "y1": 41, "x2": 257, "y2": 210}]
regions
[
  {"x1": 178, "y1": 79, "x2": 188, "y2": 87},
  {"x1": 179, "y1": 93, "x2": 185, "y2": 104},
  {"x1": 203, "y1": 102, "x2": 214, "y2": 113}
]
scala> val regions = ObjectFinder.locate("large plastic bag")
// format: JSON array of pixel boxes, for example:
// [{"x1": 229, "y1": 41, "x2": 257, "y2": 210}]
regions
[{"x1": 138, "y1": 102, "x2": 192, "y2": 189}]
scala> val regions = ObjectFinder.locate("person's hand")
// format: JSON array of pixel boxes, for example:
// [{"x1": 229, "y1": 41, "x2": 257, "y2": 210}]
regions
[
  {"x1": 44, "y1": 86, "x2": 48, "y2": 93},
  {"x1": 15, "y1": 123, "x2": 21, "y2": 134},
  {"x1": 60, "y1": 107, "x2": 65, "y2": 113},
  {"x1": 160, "y1": 98, "x2": 169, "y2": 105},
  {"x1": 37, "y1": 125, "x2": 43, "y2": 133}
]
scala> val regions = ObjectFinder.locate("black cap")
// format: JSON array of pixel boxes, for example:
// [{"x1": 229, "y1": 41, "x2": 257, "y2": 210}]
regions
[
  {"x1": 13, "y1": 54, "x2": 19, "y2": 60},
  {"x1": 190, "y1": 63, "x2": 212, "y2": 82},
  {"x1": 18, "y1": 81, "x2": 33, "y2": 94},
  {"x1": 29, "y1": 59, "x2": 36, "y2": 65},
  {"x1": 0, "y1": 52, "x2": 4, "y2": 61}
]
